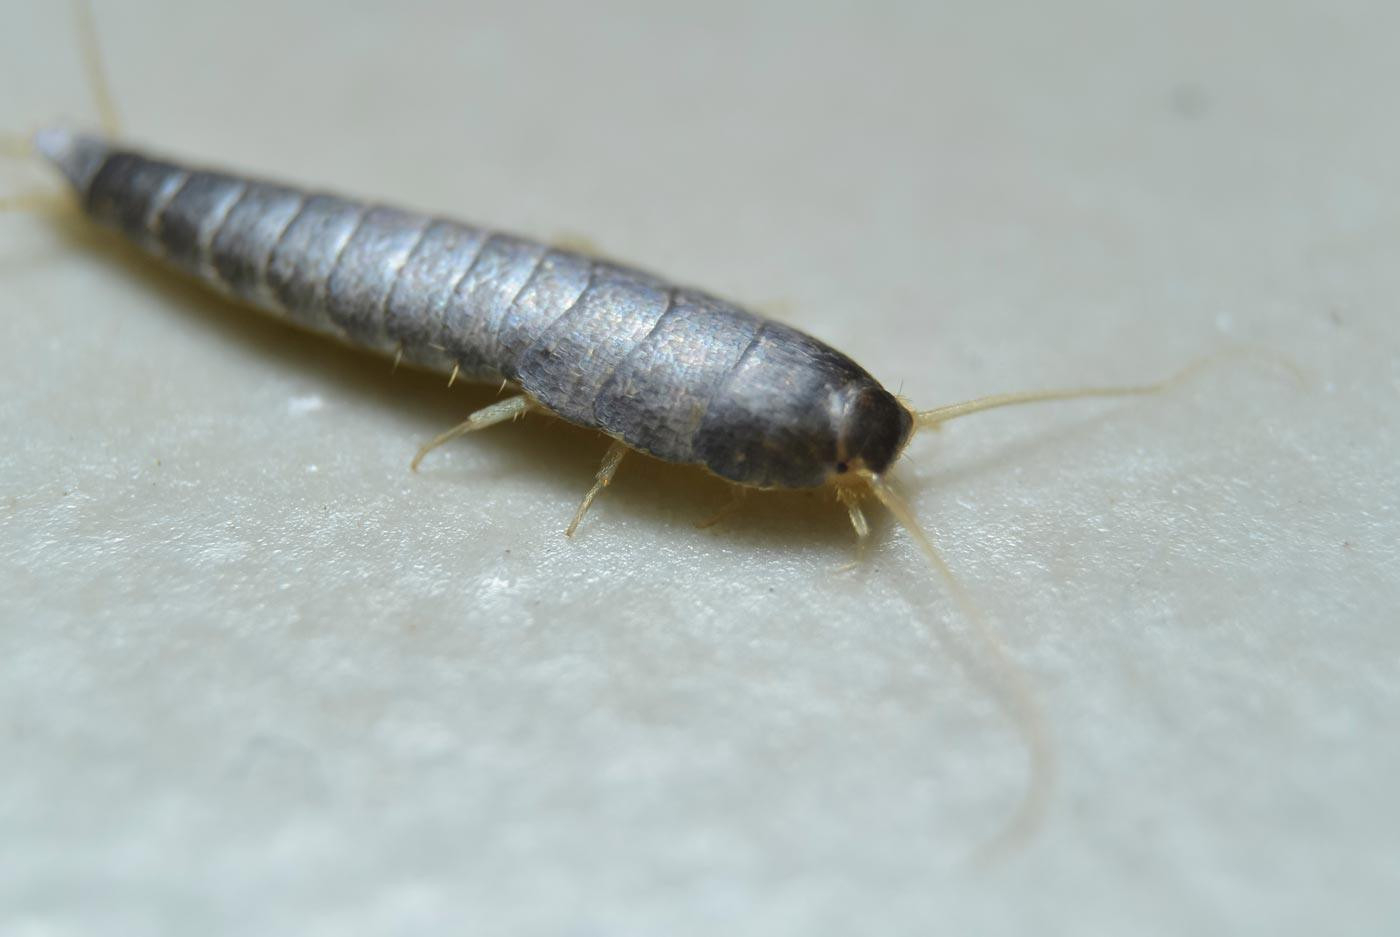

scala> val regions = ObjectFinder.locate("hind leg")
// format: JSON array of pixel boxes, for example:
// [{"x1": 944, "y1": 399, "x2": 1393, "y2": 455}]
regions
[{"x1": 411, "y1": 394, "x2": 536, "y2": 471}]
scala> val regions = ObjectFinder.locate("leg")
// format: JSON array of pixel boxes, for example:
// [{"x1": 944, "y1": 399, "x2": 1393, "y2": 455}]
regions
[
  {"x1": 411, "y1": 394, "x2": 534, "y2": 471},
  {"x1": 835, "y1": 485, "x2": 871, "y2": 569},
  {"x1": 566, "y1": 440, "x2": 628, "y2": 538},
  {"x1": 695, "y1": 486, "x2": 747, "y2": 529}
]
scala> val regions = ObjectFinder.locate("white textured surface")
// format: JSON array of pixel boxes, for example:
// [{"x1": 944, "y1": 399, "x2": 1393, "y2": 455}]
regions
[{"x1": 2, "y1": 2, "x2": 1397, "y2": 934}]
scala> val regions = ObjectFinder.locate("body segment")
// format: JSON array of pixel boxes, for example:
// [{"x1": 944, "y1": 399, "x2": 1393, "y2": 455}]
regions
[{"x1": 37, "y1": 129, "x2": 914, "y2": 488}]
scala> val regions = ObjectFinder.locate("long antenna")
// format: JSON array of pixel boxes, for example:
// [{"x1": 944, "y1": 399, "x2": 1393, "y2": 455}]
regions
[
  {"x1": 0, "y1": 3, "x2": 120, "y2": 157},
  {"x1": 913, "y1": 356, "x2": 1221, "y2": 431},
  {"x1": 75, "y1": 0, "x2": 121, "y2": 138},
  {"x1": 864, "y1": 473, "x2": 1053, "y2": 863}
]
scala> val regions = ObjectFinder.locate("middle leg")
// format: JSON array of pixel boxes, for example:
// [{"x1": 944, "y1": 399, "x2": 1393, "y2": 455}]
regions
[{"x1": 411, "y1": 394, "x2": 535, "y2": 471}]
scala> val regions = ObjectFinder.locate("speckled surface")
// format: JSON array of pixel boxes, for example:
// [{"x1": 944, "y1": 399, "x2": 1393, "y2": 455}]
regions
[{"x1": 2, "y1": 2, "x2": 1397, "y2": 934}]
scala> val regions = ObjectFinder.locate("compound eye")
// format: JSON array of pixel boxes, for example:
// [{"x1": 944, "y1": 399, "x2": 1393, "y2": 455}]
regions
[{"x1": 835, "y1": 461, "x2": 849, "y2": 474}]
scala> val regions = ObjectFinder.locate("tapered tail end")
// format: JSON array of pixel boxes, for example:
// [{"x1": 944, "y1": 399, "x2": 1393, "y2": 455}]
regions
[{"x1": 33, "y1": 127, "x2": 109, "y2": 193}]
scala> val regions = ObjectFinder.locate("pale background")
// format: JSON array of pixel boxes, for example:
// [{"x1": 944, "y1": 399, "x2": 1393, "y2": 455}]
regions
[{"x1": 1, "y1": 1, "x2": 1396, "y2": 934}]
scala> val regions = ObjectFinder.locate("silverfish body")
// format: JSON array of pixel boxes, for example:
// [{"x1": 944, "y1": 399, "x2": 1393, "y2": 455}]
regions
[
  {"x1": 37, "y1": 129, "x2": 913, "y2": 489},
  {"x1": 24, "y1": 98, "x2": 1187, "y2": 852}
]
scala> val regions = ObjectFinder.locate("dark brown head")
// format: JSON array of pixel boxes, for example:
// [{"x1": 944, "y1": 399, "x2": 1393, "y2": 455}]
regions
[
  {"x1": 692, "y1": 323, "x2": 913, "y2": 489},
  {"x1": 831, "y1": 383, "x2": 915, "y2": 481}
]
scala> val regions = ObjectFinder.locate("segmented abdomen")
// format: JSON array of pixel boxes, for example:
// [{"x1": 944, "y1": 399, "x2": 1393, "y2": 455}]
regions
[{"x1": 41, "y1": 131, "x2": 774, "y2": 469}]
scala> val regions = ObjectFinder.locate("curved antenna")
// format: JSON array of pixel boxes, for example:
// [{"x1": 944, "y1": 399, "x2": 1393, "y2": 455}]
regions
[{"x1": 863, "y1": 472, "x2": 1053, "y2": 864}]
